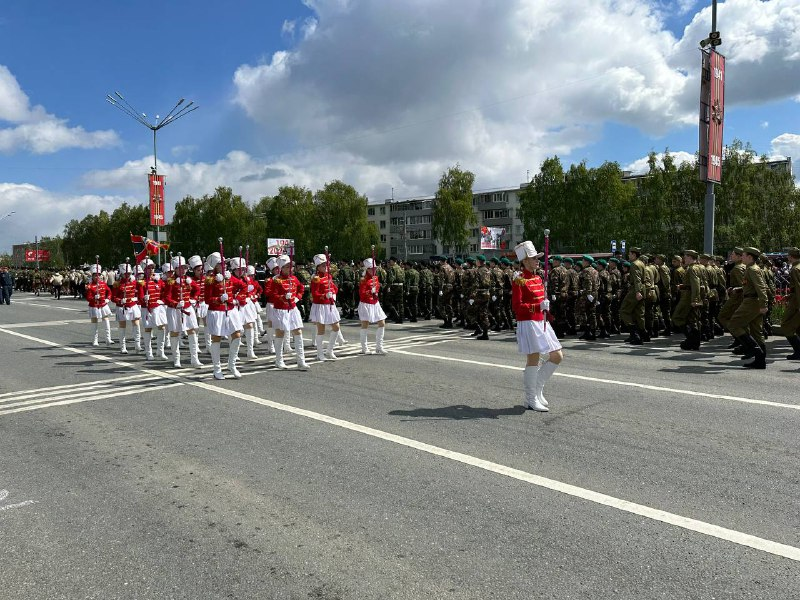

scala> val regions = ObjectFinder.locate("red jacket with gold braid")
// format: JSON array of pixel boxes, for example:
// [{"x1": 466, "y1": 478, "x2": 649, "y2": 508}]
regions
[
  {"x1": 311, "y1": 272, "x2": 338, "y2": 305},
  {"x1": 113, "y1": 277, "x2": 139, "y2": 308},
  {"x1": 86, "y1": 281, "x2": 112, "y2": 308},
  {"x1": 138, "y1": 278, "x2": 166, "y2": 310},
  {"x1": 164, "y1": 276, "x2": 200, "y2": 309},
  {"x1": 512, "y1": 269, "x2": 546, "y2": 322},
  {"x1": 271, "y1": 275, "x2": 304, "y2": 310},
  {"x1": 235, "y1": 275, "x2": 261, "y2": 305},
  {"x1": 359, "y1": 275, "x2": 380, "y2": 305},
  {"x1": 204, "y1": 274, "x2": 245, "y2": 312}
]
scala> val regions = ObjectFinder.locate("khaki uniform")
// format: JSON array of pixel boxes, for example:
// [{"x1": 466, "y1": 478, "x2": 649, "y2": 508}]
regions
[
  {"x1": 727, "y1": 263, "x2": 768, "y2": 346},
  {"x1": 780, "y1": 260, "x2": 800, "y2": 336},
  {"x1": 718, "y1": 262, "x2": 746, "y2": 330},
  {"x1": 620, "y1": 258, "x2": 646, "y2": 332}
]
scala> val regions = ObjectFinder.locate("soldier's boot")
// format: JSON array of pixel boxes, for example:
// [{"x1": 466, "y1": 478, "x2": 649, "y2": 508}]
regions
[
  {"x1": 470, "y1": 324, "x2": 482, "y2": 337},
  {"x1": 477, "y1": 327, "x2": 489, "y2": 341},
  {"x1": 740, "y1": 336, "x2": 766, "y2": 369},
  {"x1": 439, "y1": 319, "x2": 453, "y2": 329},
  {"x1": 662, "y1": 323, "x2": 672, "y2": 336},
  {"x1": 786, "y1": 335, "x2": 800, "y2": 360},
  {"x1": 714, "y1": 322, "x2": 724, "y2": 336},
  {"x1": 228, "y1": 337, "x2": 243, "y2": 378},
  {"x1": 578, "y1": 329, "x2": 588, "y2": 340},
  {"x1": 359, "y1": 329, "x2": 371, "y2": 355},
  {"x1": 245, "y1": 328, "x2": 257, "y2": 360},
  {"x1": 680, "y1": 327, "x2": 701, "y2": 351},
  {"x1": 294, "y1": 335, "x2": 309, "y2": 370},
  {"x1": 641, "y1": 329, "x2": 651, "y2": 342},
  {"x1": 629, "y1": 328, "x2": 644, "y2": 345},
  {"x1": 315, "y1": 335, "x2": 326, "y2": 361},
  {"x1": 211, "y1": 343, "x2": 225, "y2": 380},
  {"x1": 584, "y1": 329, "x2": 597, "y2": 341},
  {"x1": 326, "y1": 330, "x2": 339, "y2": 360},
  {"x1": 275, "y1": 339, "x2": 288, "y2": 368},
  {"x1": 375, "y1": 327, "x2": 388, "y2": 355},
  {"x1": 523, "y1": 365, "x2": 547, "y2": 412},
  {"x1": 598, "y1": 326, "x2": 610, "y2": 339},
  {"x1": 91, "y1": 322, "x2": 100, "y2": 347},
  {"x1": 171, "y1": 338, "x2": 181, "y2": 368},
  {"x1": 144, "y1": 331, "x2": 153, "y2": 359},
  {"x1": 156, "y1": 329, "x2": 169, "y2": 361},
  {"x1": 727, "y1": 338, "x2": 741, "y2": 350}
]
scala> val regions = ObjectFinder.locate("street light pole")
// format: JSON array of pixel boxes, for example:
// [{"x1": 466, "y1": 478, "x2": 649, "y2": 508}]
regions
[{"x1": 106, "y1": 92, "x2": 198, "y2": 265}]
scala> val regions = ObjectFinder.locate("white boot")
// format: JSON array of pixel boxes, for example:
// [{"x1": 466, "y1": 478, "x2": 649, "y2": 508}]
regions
[
  {"x1": 375, "y1": 327, "x2": 387, "y2": 355},
  {"x1": 172, "y1": 337, "x2": 181, "y2": 368},
  {"x1": 337, "y1": 329, "x2": 346, "y2": 346},
  {"x1": 294, "y1": 334, "x2": 309, "y2": 370},
  {"x1": 326, "y1": 330, "x2": 339, "y2": 359},
  {"x1": 228, "y1": 337, "x2": 242, "y2": 378},
  {"x1": 120, "y1": 331, "x2": 128, "y2": 354},
  {"x1": 104, "y1": 319, "x2": 113, "y2": 346},
  {"x1": 524, "y1": 365, "x2": 548, "y2": 411},
  {"x1": 535, "y1": 359, "x2": 558, "y2": 408},
  {"x1": 360, "y1": 329, "x2": 370, "y2": 354},
  {"x1": 283, "y1": 335, "x2": 292, "y2": 354},
  {"x1": 156, "y1": 328, "x2": 169, "y2": 360},
  {"x1": 275, "y1": 339, "x2": 287, "y2": 369},
  {"x1": 189, "y1": 332, "x2": 204, "y2": 368},
  {"x1": 165, "y1": 334, "x2": 171, "y2": 349},
  {"x1": 211, "y1": 343, "x2": 224, "y2": 380},
  {"x1": 144, "y1": 331, "x2": 153, "y2": 360},
  {"x1": 204, "y1": 329, "x2": 211, "y2": 354},
  {"x1": 265, "y1": 329, "x2": 275, "y2": 355},
  {"x1": 245, "y1": 327, "x2": 257, "y2": 359},
  {"x1": 91, "y1": 322, "x2": 100, "y2": 347},
  {"x1": 134, "y1": 323, "x2": 142, "y2": 352},
  {"x1": 315, "y1": 334, "x2": 326, "y2": 362}
]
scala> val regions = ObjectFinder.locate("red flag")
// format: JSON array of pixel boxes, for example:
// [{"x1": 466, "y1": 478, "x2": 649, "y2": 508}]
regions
[{"x1": 130, "y1": 233, "x2": 169, "y2": 264}]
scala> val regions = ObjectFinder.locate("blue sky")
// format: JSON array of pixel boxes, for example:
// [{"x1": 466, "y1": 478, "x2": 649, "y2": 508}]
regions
[{"x1": 1, "y1": 0, "x2": 798, "y2": 254}]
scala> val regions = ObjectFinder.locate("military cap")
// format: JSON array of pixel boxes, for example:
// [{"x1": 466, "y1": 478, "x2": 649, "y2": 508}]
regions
[
  {"x1": 465, "y1": 256, "x2": 476, "y2": 264},
  {"x1": 609, "y1": 257, "x2": 620, "y2": 265},
  {"x1": 489, "y1": 256, "x2": 500, "y2": 264},
  {"x1": 655, "y1": 254, "x2": 666, "y2": 261},
  {"x1": 699, "y1": 253, "x2": 711, "y2": 260},
  {"x1": 553, "y1": 255, "x2": 563, "y2": 262},
  {"x1": 622, "y1": 261, "x2": 631, "y2": 267},
  {"x1": 389, "y1": 256, "x2": 398, "y2": 262},
  {"x1": 500, "y1": 257, "x2": 512, "y2": 265},
  {"x1": 672, "y1": 255, "x2": 682, "y2": 261},
  {"x1": 455, "y1": 258, "x2": 464, "y2": 265},
  {"x1": 475, "y1": 254, "x2": 487, "y2": 262},
  {"x1": 743, "y1": 246, "x2": 761, "y2": 258},
  {"x1": 683, "y1": 249, "x2": 699, "y2": 259},
  {"x1": 596, "y1": 259, "x2": 607, "y2": 267},
  {"x1": 628, "y1": 247, "x2": 642, "y2": 254},
  {"x1": 788, "y1": 247, "x2": 800, "y2": 258},
  {"x1": 581, "y1": 254, "x2": 594, "y2": 263},
  {"x1": 562, "y1": 257, "x2": 574, "y2": 264},
  {"x1": 732, "y1": 247, "x2": 744, "y2": 255}
]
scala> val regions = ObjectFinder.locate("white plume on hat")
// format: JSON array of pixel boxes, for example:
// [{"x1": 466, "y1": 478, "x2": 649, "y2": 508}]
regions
[
  {"x1": 229, "y1": 257, "x2": 246, "y2": 270},
  {"x1": 277, "y1": 255, "x2": 291, "y2": 268},
  {"x1": 247, "y1": 265, "x2": 255, "y2": 275},
  {"x1": 514, "y1": 241, "x2": 543, "y2": 261},
  {"x1": 313, "y1": 253, "x2": 327, "y2": 266},
  {"x1": 118, "y1": 263, "x2": 132, "y2": 274},
  {"x1": 143, "y1": 258, "x2": 155, "y2": 267},
  {"x1": 188, "y1": 255, "x2": 203, "y2": 269},
  {"x1": 266, "y1": 257, "x2": 278, "y2": 271},
  {"x1": 205, "y1": 252, "x2": 221, "y2": 269},
  {"x1": 171, "y1": 255, "x2": 187, "y2": 269},
  {"x1": 363, "y1": 258, "x2": 374, "y2": 269}
]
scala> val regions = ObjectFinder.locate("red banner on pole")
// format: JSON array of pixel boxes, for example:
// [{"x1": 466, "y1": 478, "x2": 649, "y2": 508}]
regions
[
  {"x1": 149, "y1": 173, "x2": 166, "y2": 226},
  {"x1": 25, "y1": 249, "x2": 50, "y2": 262},
  {"x1": 699, "y1": 49, "x2": 725, "y2": 184}
]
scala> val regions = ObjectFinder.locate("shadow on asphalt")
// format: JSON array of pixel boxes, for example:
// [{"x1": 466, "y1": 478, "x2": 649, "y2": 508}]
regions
[{"x1": 389, "y1": 404, "x2": 527, "y2": 420}]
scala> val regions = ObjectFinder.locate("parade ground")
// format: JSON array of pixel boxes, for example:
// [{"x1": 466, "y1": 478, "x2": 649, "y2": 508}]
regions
[{"x1": 1, "y1": 294, "x2": 799, "y2": 600}]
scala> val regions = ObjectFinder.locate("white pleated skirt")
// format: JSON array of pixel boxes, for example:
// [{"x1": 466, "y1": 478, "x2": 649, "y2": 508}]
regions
[
  {"x1": 516, "y1": 319, "x2": 562, "y2": 355},
  {"x1": 144, "y1": 304, "x2": 168, "y2": 328},
  {"x1": 116, "y1": 305, "x2": 141, "y2": 322},
  {"x1": 167, "y1": 306, "x2": 199, "y2": 332},
  {"x1": 196, "y1": 302, "x2": 208, "y2": 319},
  {"x1": 272, "y1": 307, "x2": 304, "y2": 332},
  {"x1": 357, "y1": 302, "x2": 387, "y2": 324},
  {"x1": 88, "y1": 304, "x2": 112, "y2": 320},
  {"x1": 310, "y1": 303, "x2": 340, "y2": 325},
  {"x1": 206, "y1": 309, "x2": 243, "y2": 338},
  {"x1": 240, "y1": 300, "x2": 258, "y2": 324}
]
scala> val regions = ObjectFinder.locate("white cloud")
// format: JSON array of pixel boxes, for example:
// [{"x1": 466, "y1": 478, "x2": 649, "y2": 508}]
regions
[
  {"x1": 230, "y1": 0, "x2": 800, "y2": 199},
  {"x1": 761, "y1": 121, "x2": 770, "y2": 128},
  {"x1": 0, "y1": 64, "x2": 119, "y2": 154},
  {"x1": 623, "y1": 151, "x2": 697, "y2": 174},
  {"x1": 0, "y1": 182, "x2": 135, "y2": 253},
  {"x1": 281, "y1": 19, "x2": 296, "y2": 37},
  {"x1": 770, "y1": 132, "x2": 800, "y2": 159}
]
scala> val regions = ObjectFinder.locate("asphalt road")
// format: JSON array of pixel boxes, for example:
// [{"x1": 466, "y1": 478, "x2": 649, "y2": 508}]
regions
[{"x1": 1, "y1": 293, "x2": 799, "y2": 599}]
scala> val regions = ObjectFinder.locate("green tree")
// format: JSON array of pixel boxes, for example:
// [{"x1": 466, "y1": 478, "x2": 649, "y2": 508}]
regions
[
  {"x1": 255, "y1": 185, "x2": 317, "y2": 261},
  {"x1": 519, "y1": 157, "x2": 566, "y2": 249},
  {"x1": 432, "y1": 164, "x2": 476, "y2": 253},
  {"x1": 314, "y1": 181, "x2": 379, "y2": 261}
]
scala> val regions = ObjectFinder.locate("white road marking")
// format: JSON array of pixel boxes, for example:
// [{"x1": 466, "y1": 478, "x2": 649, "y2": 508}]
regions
[
  {"x1": 2, "y1": 326, "x2": 800, "y2": 562},
  {"x1": 0, "y1": 374, "x2": 153, "y2": 401},
  {"x1": 0, "y1": 490, "x2": 38, "y2": 513},
  {"x1": 24, "y1": 302, "x2": 82, "y2": 312},
  {"x1": 0, "y1": 319, "x2": 86, "y2": 329},
  {"x1": 389, "y1": 349, "x2": 800, "y2": 411}
]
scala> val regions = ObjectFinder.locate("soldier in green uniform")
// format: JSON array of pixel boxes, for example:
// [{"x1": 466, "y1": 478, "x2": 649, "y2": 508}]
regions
[
  {"x1": 461, "y1": 257, "x2": 477, "y2": 331},
  {"x1": 500, "y1": 258, "x2": 515, "y2": 330},
  {"x1": 404, "y1": 261, "x2": 420, "y2": 322},
  {"x1": 488, "y1": 257, "x2": 505, "y2": 330},
  {"x1": 607, "y1": 258, "x2": 623, "y2": 334},
  {"x1": 337, "y1": 261, "x2": 356, "y2": 319},
  {"x1": 384, "y1": 257, "x2": 405, "y2": 324},
  {"x1": 468, "y1": 255, "x2": 492, "y2": 339},
  {"x1": 577, "y1": 255, "x2": 599, "y2": 340},
  {"x1": 670, "y1": 255, "x2": 684, "y2": 317},
  {"x1": 780, "y1": 247, "x2": 800, "y2": 359},
  {"x1": 718, "y1": 248, "x2": 746, "y2": 349},
  {"x1": 654, "y1": 254, "x2": 672, "y2": 336},
  {"x1": 595, "y1": 259, "x2": 612, "y2": 338},
  {"x1": 726, "y1": 247, "x2": 768, "y2": 369},
  {"x1": 697, "y1": 254, "x2": 716, "y2": 340},
  {"x1": 642, "y1": 255, "x2": 658, "y2": 340},
  {"x1": 295, "y1": 263, "x2": 312, "y2": 322},
  {"x1": 548, "y1": 256, "x2": 569, "y2": 337},
  {"x1": 561, "y1": 257, "x2": 577, "y2": 335},
  {"x1": 620, "y1": 247, "x2": 647, "y2": 344},
  {"x1": 437, "y1": 259, "x2": 455, "y2": 328},
  {"x1": 760, "y1": 255, "x2": 776, "y2": 338},
  {"x1": 673, "y1": 250, "x2": 704, "y2": 350},
  {"x1": 419, "y1": 261, "x2": 434, "y2": 320}
]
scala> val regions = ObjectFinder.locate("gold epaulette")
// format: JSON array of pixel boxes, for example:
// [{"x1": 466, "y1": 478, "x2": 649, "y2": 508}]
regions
[
  {"x1": 514, "y1": 277, "x2": 529, "y2": 285},
  {"x1": 167, "y1": 278, "x2": 175, "y2": 285},
  {"x1": 312, "y1": 275, "x2": 321, "y2": 283}
]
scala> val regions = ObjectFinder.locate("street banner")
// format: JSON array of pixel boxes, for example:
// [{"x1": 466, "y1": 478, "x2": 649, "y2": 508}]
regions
[
  {"x1": 480, "y1": 226, "x2": 507, "y2": 250},
  {"x1": 148, "y1": 173, "x2": 166, "y2": 226},
  {"x1": 267, "y1": 238, "x2": 294, "y2": 256},
  {"x1": 699, "y1": 49, "x2": 725, "y2": 183},
  {"x1": 25, "y1": 249, "x2": 50, "y2": 262}
]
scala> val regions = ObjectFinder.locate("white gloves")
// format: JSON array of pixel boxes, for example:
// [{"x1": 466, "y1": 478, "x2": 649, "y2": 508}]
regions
[
  {"x1": 153, "y1": 273, "x2": 161, "y2": 282},
  {"x1": 247, "y1": 284, "x2": 254, "y2": 292},
  {"x1": 224, "y1": 271, "x2": 231, "y2": 280},
  {"x1": 215, "y1": 273, "x2": 223, "y2": 282},
  {"x1": 232, "y1": 300, "x2": 239, "y2": 307},
  {"x1": 468, "y1": 299, "x2": 475, "y2": 306},
  {"x1": 460, "y1": 294, "x2": 464, "y2": 299},
  {"x1": 326, "y1": 291, "x2": 333, "y2": 299},
  {"x1": 540, "y1": 299, "x2": 551, "y2": 312},
  {"x1": 491, "y1": 295, "x2": 497, "y2": 302},
  {"x1": 438, "y1": 291, "x2": 443, "y2": 296},
  {"x1": 371, "y1": 287, "x2": 377, "y2": 294},
  {"x1": 551, "y1": 295, "x2": 557, "y2": 301},
  {"x1": 587, "y1": 294, "x2": 594, "y2": 303},
  {"x1": 285, "y1": 292, "x2": 293, "y2": 299},
  {"x1": 144, "y1": 294, "x2": 150, "y2": 302},
  {"x1": 220, "y1": 293, "x2": 228, "y2": 302},
  {"x1": 94, "y1": 294, "x2": 100, "y2": 300}
]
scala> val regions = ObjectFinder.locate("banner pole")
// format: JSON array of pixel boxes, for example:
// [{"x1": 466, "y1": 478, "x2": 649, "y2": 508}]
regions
[{"x1": 543, "y1": 228, "x2": 550, "y2": 330}]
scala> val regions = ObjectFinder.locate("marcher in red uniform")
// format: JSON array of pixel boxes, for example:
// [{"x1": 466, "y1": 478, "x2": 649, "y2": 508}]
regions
[
  {"x1": 262, "y1": 257, "x2": 279, "y2": 355},
  {"x1": 113, "y1": 263, "x2": 142, "y2": 354},
  {"x1": 271, "y1": 255, "x2": 309, "y2": 370},
  {"x1": 310, "y1": 252, "x2": 341, "y2": 361},
  {"x1": 357, "y1": 258, "x2": 387, "y2": 355},
  {"x1": 248, "y1": 264, "x2": 266, "y2": 345},
  {"x1": 86, "y1": 265, "x2": 113, "y2": 346},
  {"x1": 512, "y1": 241, "x2": 564, "y2": 412},
  {"x1": 231, "y1": 257, "x2": 260, "y2": 360},
  {"x1": 189, "y1": 255, "x2": 210, "y2": 354},
  {"x1": 139, "y1": 261, "x2": 168, "y2": 361},
  {"x1": 160, "y1": 262, "x2": 174, "y2": 351},
  {"x1": 204, "y1": 252, "x2": 245, "y2": 380},
  {"x1": 164, "y1": 255, "x2": 204, "y2": 369}
]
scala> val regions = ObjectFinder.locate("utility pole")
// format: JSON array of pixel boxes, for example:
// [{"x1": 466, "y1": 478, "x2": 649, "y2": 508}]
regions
[{"x1": 701, "y1": 0, "x2": 722, "y2": 255}]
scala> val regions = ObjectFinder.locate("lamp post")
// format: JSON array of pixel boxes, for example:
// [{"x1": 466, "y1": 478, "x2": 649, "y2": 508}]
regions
[{"x1": 106, "y1": 92, "x2": 198, "y2": 264}]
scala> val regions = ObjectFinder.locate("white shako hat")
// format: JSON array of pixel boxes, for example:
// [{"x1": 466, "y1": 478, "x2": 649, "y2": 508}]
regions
[
  {"x1": 277, "y1": 255, "x2": 291, "y2": 268},
  {"x1": 363, "y1": 258, "x2": 374, "y2": 269},
  {"x1": 266, "y1": 257, "x2": 278, "y2": 271},
  {"x1": 143, "y1": 258, "x2": 155, "y2": 268},
  {"x1": 118, "y1": 263, "x2": 132, "y2": 274},
  {"x1": 229, "y1": 257, "x2": 246, "y2": 270},
  {"x1": 188, "y1": 255, "x2": 203, "y2": 269},
  {"x1": 514, "y1": 241, "x2": 543, "y2": 261},
  {"x1": 313, "y1": 253, "x2": 327, "y2": 266},
  {"x1": 247, "y1": 265, "x2": 255, "y2": 275},
  {"x1": 134, "y1": 265, "x2": 145, "y2": 276},
  {"x1": 205, "y1": 252, "x2": 221, "y2": 269},
  {"x1": 161, "y1": 262, "x2": 172, "y2": 274},
  {"x1": 171, "y1": 255, "x2": 187, "y2": 269}
]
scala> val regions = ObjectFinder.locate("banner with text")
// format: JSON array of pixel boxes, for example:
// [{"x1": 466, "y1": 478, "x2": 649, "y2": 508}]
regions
[
  {"x1": 267, "y1": 238, "x2": 294, "y2": 256},
  {"x1": 25, "y1": 249, "x2": 50, "y2": 262},
  {"x1": 149, "y1": 173, "x2": 166, "y2": 226},
  {"x1": 480, "y1": 226, "x2": 507, "y2": 250}
]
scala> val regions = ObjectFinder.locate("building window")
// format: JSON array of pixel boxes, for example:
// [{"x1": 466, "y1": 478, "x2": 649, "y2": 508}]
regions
[
  {"x1": 408, "y1": 245, "x2": 425, "y2": 255},
  {"x1": 380, "y1": 234, "x2": 386, "y2": 243},
  {"x1": 380, "y1": 206, "x2": 386, "y2": 215},
  {"x1": 471, "y1": 228, "x2": 479, "y2": 237},
  {"x1": 408, "y1": 230, "x2": 430, "y2": 240},
  {"x1": 406, "y1": 215, "x2": 432, "y2": 225},
  {"x1": 380, "y1": 220, "x2": 386, "y2": 229},
  {"x1": 469, "y1": 243, "x2": 478, "y2": 252},
  {"x1": 391, "y1": 217, "x2": 404, "y2": 226},
  {"x1": 368, "y1": 207, "x2": 375, "y2": 216},
  {"x1": 482, "y1": 209, "x2": 509, "y2": 220}
]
